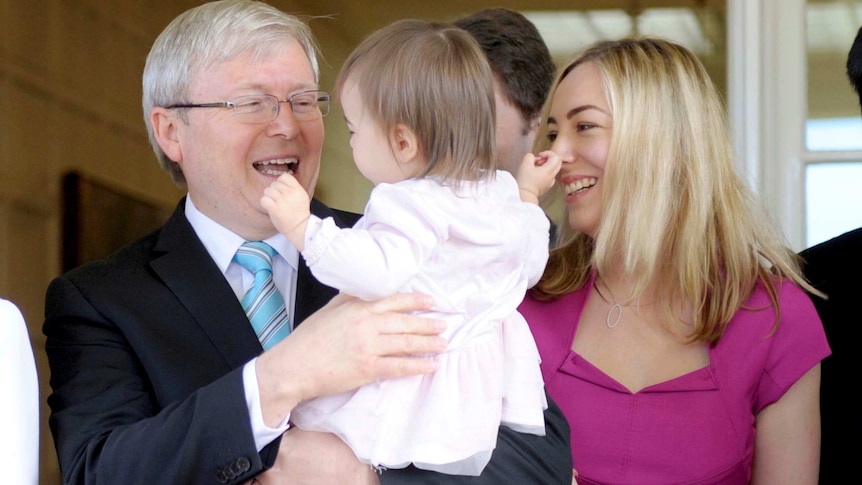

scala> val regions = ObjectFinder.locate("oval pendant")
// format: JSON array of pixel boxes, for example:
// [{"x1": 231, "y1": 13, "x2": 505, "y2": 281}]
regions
[{"x1": 606, "y1": 303, "x2": 622, "y2": 329}]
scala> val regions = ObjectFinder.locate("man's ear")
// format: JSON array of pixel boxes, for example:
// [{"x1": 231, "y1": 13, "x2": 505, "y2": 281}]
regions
[
  {"x1": 527, "y1": 114, "x2": 542, "y2": 136},
  {"x1": 524, "y1": 114, "x2": 543, "y2": 151},
  {"x1": 150, "y1": 107, "x2": 184, "y2": 163},
  {"x1": 390, "y1": 123, "x2": 420, "y2": 164}
]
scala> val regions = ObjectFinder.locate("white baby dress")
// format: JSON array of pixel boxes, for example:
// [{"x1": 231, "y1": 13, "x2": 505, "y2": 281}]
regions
[{"x1": 290, "y1": 171, "x2": 549, "y2": 475}]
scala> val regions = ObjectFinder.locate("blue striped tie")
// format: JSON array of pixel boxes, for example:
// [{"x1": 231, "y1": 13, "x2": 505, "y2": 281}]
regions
[{"x1": 233, "y1": 241, "x2": 290, "y2": 350}]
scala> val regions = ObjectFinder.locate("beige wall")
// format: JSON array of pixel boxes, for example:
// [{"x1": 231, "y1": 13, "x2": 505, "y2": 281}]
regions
[
  {"x1": 0, "y1": 1, "x2": 370, "y2": 483},
  {"x1": 3, "y1": 1, "x2": 177, "y2": 483}
]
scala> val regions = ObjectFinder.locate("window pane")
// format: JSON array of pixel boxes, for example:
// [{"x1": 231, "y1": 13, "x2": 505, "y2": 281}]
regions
[
  {"x1": 804, "y1": 1, "x2": 862, "y2": 248},
  {"x1": 806, "y1": 1, "x2": 862, "y2": 151},
  {"x1": 806, "y1": 162, "x2": 862, "y2": 247},
  {"x1": 806, "y1": 117, "x2": 862, "y2": 151}
]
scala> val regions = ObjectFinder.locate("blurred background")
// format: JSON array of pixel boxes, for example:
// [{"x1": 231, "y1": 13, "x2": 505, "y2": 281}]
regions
[{"x1": 1, "y1": 0, "x2": 859, "y2": 482}]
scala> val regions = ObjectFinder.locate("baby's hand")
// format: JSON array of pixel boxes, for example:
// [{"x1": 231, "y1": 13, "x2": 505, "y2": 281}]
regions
[
  {"x1": 261, "y1": 174, "x2": 311, "y2": 249},
  {"x1": 516, "y1": 150, "x2": 562, "y2": 204}
]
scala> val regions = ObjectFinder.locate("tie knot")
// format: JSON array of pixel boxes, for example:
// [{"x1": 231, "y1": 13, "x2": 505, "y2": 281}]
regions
[{"x1": 233, "y1": 241, "x2": 277, "y2": 274}]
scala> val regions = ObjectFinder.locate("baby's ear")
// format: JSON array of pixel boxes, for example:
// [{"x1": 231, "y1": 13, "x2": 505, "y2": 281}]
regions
[{"x1": 390, "y1": 123, "x2": 420, "y2": 163}]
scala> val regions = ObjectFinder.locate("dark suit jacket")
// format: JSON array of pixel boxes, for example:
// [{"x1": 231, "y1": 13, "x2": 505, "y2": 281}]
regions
[
  {"x1": 44, "y1": 198, "x2": 572, "y2": 485},
  {"x1": 799, "y1": 227, "x2": 862, "y2": 485}
]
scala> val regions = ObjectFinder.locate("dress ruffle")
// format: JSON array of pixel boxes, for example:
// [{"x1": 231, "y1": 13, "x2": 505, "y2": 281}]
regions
[{"x1": 291, "y1": 313, "x2": 546, "y2": 476}]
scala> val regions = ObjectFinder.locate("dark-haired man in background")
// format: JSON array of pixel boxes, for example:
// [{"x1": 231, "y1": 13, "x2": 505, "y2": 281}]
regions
[{"x1": 455, "y1": 8, "x2": 559, "y2": 243}]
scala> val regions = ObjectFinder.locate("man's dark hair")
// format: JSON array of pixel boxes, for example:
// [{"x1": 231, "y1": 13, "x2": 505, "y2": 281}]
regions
[
  {"x1": 847, "y1": 25, "x2": 862, "y2": 110},
  {"x1": 455, "y1": 8, "x2": 555, "y2": 131}
]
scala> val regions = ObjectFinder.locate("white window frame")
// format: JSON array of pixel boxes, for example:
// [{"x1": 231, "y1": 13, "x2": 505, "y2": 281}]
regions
[{"x1": 729, "y1": 0, "x2": 805, "y2": 250}]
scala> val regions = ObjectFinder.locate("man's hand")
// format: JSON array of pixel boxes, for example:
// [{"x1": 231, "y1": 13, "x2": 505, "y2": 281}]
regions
[
  {"x1": 516, "y1": 150, "x2": 562, "y2": 204},
  {"x1": 256, "y1": 292, "x2": 447, "y2": 426},
  {"x1": 261, "y1": 173, "x2": 312, "y2": 250},
  {"x1": 251, "y1": 429, "x2": 379, "y2": 485}
]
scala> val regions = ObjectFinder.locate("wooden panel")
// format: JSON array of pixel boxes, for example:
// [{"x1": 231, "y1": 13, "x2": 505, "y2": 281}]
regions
[{"x1": 62, "y1": 172, "x2": 172, "y2": 272}]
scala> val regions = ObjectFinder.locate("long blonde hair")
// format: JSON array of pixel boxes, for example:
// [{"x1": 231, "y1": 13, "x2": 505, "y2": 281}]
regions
[{"x1": 532, "y1": 37, "x2": 819, "y2": 344}]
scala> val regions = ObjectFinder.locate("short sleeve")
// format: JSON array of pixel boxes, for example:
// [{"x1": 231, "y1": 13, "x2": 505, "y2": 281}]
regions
[{"x1": 754, "y1": 281, "x2": 831, "y2": 412}]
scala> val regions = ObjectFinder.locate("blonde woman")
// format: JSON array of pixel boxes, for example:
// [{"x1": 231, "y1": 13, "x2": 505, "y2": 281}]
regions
[{"x1": 521, "y1": 37, "x2": 829, "y2": 484}]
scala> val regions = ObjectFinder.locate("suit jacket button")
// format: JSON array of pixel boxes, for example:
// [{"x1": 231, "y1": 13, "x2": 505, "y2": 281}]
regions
[
  {"x1": 215, "y1": 469, "x2": 229, "y2": 483},
  {"x1": 236, "y1": 457, "x2": 251, "y2": 472}
]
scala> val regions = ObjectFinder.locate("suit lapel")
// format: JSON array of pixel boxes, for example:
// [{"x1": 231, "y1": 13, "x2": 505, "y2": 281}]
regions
[
  {"x1": 294, "y1": 256, "x2": 338, "y2": 325},
  {"x1": 150, "y1": 201, "x2": 263, "y2": 368},
  {"x1": 146, "y1": 198, "x2": 361, "y2": 348}
]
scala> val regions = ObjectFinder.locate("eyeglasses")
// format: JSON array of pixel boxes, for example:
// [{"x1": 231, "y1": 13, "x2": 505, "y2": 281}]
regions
[{"x1": 165, "y1": 90, "x2": 331, "y2": 123}]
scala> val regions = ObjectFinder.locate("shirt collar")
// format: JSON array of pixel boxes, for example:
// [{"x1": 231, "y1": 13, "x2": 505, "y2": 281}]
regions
[{"x1": 184, "y1": 195, "x2": 299, "y2": 273}]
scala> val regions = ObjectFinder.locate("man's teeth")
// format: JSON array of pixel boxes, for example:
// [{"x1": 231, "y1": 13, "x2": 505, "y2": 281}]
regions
[
  {"x1": 256, "y1": 159, "x2": 296, "y2": 175},
  {"x1": 564, "y1": 177, "x2": 597, "y2": 195}
]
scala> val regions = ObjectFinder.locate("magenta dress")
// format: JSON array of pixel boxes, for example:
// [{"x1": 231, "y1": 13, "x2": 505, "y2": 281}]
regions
[{"x1": 520, "y1": 276, "x2": 830, "y2": 485}]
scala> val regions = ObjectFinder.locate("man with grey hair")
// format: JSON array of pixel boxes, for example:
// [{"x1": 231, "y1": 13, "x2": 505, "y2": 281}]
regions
[{"x1": 43, "y1": 1, "x2": 572, "y2": 484}]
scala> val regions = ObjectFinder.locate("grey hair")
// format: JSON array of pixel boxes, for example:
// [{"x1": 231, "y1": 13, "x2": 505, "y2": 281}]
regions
[{"x1": 142, "y1": 0, "x2": 321, "y2": 185}]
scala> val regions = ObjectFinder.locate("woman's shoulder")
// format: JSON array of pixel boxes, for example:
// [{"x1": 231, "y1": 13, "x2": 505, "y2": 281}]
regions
[
  {"x1": 722, "y1": 278, "x2": 823, "y2": 337},
  {"x1": 745, "y1": 277, "x2": 820, "y2": 322},
  {"x1": 718, "y1": 278, "x2": 829, "y2": 382}
]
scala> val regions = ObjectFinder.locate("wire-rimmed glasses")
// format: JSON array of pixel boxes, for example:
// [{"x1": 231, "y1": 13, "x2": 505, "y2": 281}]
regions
[{"x1": 166, "y1": 90, "x2": 331, "y2": 123}]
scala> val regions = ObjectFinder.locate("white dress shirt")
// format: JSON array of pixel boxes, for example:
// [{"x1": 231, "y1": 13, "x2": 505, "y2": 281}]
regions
[
  {"x1": 0, "y1": 298, "x2": 39, "y2": 484},
  {"x1": 184, "y1": 196, "x2": 297, "y2": 450}
]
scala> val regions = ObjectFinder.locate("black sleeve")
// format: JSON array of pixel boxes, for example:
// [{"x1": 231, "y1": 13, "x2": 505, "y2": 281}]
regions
[
  {"x1": 798, "y1": 228, "x2": 862, "y2": 485},
  {"x1": 378, "y1": 392, "x2": 572, "y2": 484},
  {"x1": 44, "y1": 275, "x2": 269, "y2": 485}
]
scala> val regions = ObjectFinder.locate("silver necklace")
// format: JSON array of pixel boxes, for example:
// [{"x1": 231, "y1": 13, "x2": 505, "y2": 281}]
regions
[{"x1": 593, "y1": 279, "x2": 624, "y2": 329}]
